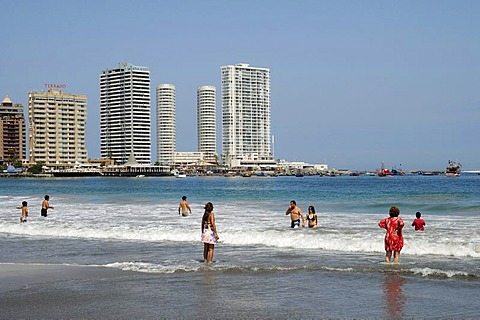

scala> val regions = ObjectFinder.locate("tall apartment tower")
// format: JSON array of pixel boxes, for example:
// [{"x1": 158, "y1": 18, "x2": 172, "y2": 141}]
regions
[
  {"x1": 221, "y1": 63, "x2": 272, "y2": 161},
  {"x1": 156, "y1": 84, "x2": 176, "y2": 165},
  {"x1": 100, "y1": 63, "x2": 151, "y2": 165},
  {"x1": 28, "y1": 89, "x2": 87, "y2": 165},
  {"x1": 0, "y1": 96, "x2": 26, "y2": 162},
  {"x1": 197, "y1": 86, "x2": 216, "y2": 161}
]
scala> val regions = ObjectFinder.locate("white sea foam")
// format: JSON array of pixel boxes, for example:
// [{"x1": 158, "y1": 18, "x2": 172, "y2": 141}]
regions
[{"x1": 2, "y1": 196, "x2": 480, "y2": 259}]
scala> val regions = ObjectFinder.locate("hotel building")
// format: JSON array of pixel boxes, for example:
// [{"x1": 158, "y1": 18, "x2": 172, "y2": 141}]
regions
[
  {"x1": 197, "y1": 86, "x2": 216, "y2": 162},
  {"x1": 28, "y1": 89, "x2": 87, "y2": 166},
  {"x1": 0, "y1": 96, "x2": 26, "y2": 162},
  {"x1": 156, "y1": 84, "x2": 176, "y2": 165},
  {"x1": 221, "y1": 63, "x2": 272, "y2": 166},
  {"x1": 100, "y1": 63, "x2": 151, "y2": 165}
]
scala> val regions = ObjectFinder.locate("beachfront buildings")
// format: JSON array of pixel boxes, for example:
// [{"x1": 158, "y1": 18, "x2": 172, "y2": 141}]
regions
[
  {"x1": 156, "y1": 84, "x2": 176, "y2": 165},
  {"x1": 28, "y1": 89, "x2": 87, "y2": 166},
  {"x1": 221, "y1": 64, "x2": 272, "y2": 167},
  {"x1": 100, "y1": 63, "x2": 151, "y2": 165},
  {"x1": 0, "y1": 96, "x2": 26, "y2": 163},
  {"x1": 197, "y1": 85, "x2": 217, "y2": 162}
]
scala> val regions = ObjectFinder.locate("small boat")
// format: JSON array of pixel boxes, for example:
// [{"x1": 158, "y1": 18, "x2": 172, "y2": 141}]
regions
[
  {"x1": 135, "y1": 175, "x2": 145, "y2": 178},
  {"x1": 377, "y1": 163, "x2": 393, "y2": 177},
  {"x1": 174, "y1": 171, "x2": 187, "y2": 178},
  {"x1": 446, "y1": 160, "x2": 461, "y2": 177},
  {"x1": 295, "y1": 171, "x2": 304, "y2": 177}
]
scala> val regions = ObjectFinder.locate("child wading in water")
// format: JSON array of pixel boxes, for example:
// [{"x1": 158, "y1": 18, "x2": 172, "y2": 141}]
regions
[
  {"x1": 412, "y1": 211, "x2": 426, "y2": 231},
  {"x1": 19, "y1": 201, "x2": 28, "y2": 223}
]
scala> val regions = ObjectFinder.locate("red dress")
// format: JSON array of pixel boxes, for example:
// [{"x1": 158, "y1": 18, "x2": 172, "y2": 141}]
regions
[{"x1": 379, "y1": 217, "x2": 404, "y2": 252}]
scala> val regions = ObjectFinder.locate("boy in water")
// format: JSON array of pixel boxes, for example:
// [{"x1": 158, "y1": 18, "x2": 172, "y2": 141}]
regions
[
  {"x1": 178, "y1": 196, "x2": 192, "y2": 217},
  {"x1": 285, "y1": 200, "x2": 305, "y2": 228},
  {"x1": 412, "y1": 211, "x2": 426, "y2": 231},
  {"x1": 19, "y1": 201, "x2": 28, "y2": 223}
]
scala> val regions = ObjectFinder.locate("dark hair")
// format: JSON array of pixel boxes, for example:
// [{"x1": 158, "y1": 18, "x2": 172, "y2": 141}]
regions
[
  {"x1": 182, "y1": 196, "x2": 187, "y2": 200},
  {"x1": 204, "y1": 202, "x2": 214, "y2": 214},
  {"x1": 389, "y1": 206, "x2": 400, "y2": 217},
  {"x1": 416, "y1": 211, "x2": 421, "y2": 218},
  {"x1": 308, "y1": 206, "x2": 315, "y2": 214},
  {"x1": 44, "y1": 195, "x2": 49, "y2": 200},
  {"x1": 290, "y1": 200, "x2": 296, "y2": 205},
  {"x1": 22, "y1": 201, "x2": 28, "y2": 207}
]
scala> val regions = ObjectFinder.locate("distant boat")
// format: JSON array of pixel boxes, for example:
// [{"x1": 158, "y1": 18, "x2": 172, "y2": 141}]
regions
[
  {"x1": 446, "y1": 160, "x2": 461, "y2": 177},
  {"x1": 174, "y1": 171, "x2": 187, "y2": 178},
  {"x1": 295, "y1": 171, "x2": 304, "y2": 177},
  {"x1": 135, "y1": 175, "x2": 145, "y2": 178},
  {"x1": 377, "y1": 163, "x2": 393, "y2": 177}
]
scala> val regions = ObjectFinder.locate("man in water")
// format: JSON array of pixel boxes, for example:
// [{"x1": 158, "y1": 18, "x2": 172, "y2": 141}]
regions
[
  {"x1": 41, "y1": 195, "x2": 54, "y2": 217},
  {"x1": 178, "y1": 196, "x2": 192, "y2": 217},
  {"x1": 286, "y1": 200, "x2": 305, "y2": 228}
]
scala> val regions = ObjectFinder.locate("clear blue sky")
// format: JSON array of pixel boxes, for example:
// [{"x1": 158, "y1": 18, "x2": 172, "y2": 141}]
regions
[{"x1": 1, "y1": 0, "x2": 479, "y2": 171}]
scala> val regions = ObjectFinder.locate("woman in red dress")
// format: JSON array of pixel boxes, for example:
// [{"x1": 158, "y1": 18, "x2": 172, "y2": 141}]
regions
[{"x1": 378, "y1": 206, "x2": 404, "y2": 263}]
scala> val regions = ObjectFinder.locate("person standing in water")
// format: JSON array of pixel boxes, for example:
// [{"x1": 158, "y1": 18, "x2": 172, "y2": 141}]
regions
[
  {"x1": 378, "y1": 206, "x2": 405, "y2": 263},
  {"x1": 18, "y1": 201, "x2": 28, "y2": 223},
  {"x1": 285, "y1": 200, "x2": 305, "y2": 228},
  {"x1": 201, "y1": 202, "x2": 219, "y2": 263},
  {"x1": 41, "y1": 195, "x2": 54, "y2": 217},
  {"x1": 306, "y1": 205, "x2": 318, "y2": 228},
  {"x1": 411, "y1": 211, "x2": 426, "y2": 231},
  {"x1": 178, "y1": 196, "x2": 192, "y2": 217}
]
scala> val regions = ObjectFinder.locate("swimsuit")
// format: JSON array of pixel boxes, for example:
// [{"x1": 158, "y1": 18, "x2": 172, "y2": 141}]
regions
[
  {"x1": 41, "y1": 208, "x2": 48, "y2": 217},
  {"x1": 307, "y1": 214, "x2": 316, "y2": 227},
  {"x1": 202, "y1": 222, "x2": 217, "y2": 244},
  {"x1": 181, "y1": 210, "x2": 190, "y2": 217},
  {"x1": 291, "y1": 219, "x2": 301, "y2": 228}
]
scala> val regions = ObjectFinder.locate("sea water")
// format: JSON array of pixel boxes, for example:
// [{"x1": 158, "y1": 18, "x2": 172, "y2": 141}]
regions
[{"x1": 1, "y1": 175, "x2": 479, "y2": 318}]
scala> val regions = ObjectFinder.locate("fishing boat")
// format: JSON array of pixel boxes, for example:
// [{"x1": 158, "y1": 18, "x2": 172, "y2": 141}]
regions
[
  {"x1": 446, "y1": 160, "x2": 461, "y2": 177},
  {"x1": 377, "y1": 163, "x2": 393, "y2": 177}
]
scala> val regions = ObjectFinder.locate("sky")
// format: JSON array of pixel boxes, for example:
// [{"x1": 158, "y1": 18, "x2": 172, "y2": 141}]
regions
[{"x1": 1, "y1": 0, "x2": 479, "y2": 171}]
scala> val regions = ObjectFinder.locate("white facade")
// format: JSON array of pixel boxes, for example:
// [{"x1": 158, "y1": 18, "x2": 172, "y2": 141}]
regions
[
  {"x1": 197, "y1": 85, "x2": 216, "y2": 161},
  {"x1": 100, "y1": 63, "x2": 151, "y2": 165},
  {"x1": 221, "y1": 63, "x2": 272, "y2": 163},
  {"x1": 156, "y1": 84, "x2": 176, "y2": 165},
  {"x1": 28, "y1": 90, "x2": 88, "y2": 166}
]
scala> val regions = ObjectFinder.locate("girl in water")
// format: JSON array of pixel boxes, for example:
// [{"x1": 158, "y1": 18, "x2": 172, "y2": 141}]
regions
[
  {"x1": 201, "y1": 202, "x2": 219, "y2": 263},
  {"x1": 306, "y1": 205, "x2": 318, "y2": 228}
]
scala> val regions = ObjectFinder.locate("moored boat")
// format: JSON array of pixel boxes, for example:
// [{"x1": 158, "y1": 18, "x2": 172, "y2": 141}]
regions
[{"x1": 446, "y1": 160, "x2": 461, "y2": 177}]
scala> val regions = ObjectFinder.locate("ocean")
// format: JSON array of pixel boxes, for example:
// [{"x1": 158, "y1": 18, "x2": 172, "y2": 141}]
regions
[{"x1": 1, "y1": 174, "x2": 479, "y2": 319}]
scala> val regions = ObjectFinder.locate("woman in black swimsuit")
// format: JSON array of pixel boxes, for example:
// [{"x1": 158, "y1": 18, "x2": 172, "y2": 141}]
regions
[{"x1": 306, "y1": 206, "x2": 318, "y2": 228}]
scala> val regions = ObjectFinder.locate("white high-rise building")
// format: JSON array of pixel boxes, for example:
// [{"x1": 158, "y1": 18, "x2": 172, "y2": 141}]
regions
[
  {"x1": 197, "y1": 85, "x2": 216, "y2": 161},
  {"x1": 156, "y1": 84, "x2": 176, "y2": 165},
  {"x1": 100, "y1": 63, "x2": 151, "y2": 165},
  {"x1": 221, "y1": 63, "x2": 272, "y2": 162},
  {"x1": 28, "y1": 89, "x2": 87, "y2": 166}
]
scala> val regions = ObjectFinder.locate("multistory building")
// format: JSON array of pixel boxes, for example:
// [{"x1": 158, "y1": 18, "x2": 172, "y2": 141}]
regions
[
  {"x1": 221, "y1": 63, "x2": 272, "y2": 164},
  {"x1": 100, "y1": 63, "x2": 151, "y2": 165},
  {"x1": 0, "y1": 96, "x2": 26, "y2": 162},
  {"x1": 197, "y1": 86, "x2": 216, "y2": 162},
  {"x1": 28, "y1": 89, "x2": 87, "y2": 166},
  {"x1": 156, "y1": 84, "x2": 176, "y2": 165}
]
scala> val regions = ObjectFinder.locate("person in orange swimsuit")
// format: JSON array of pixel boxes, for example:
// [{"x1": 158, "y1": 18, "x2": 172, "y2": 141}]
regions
[{"x1": 378, "y1": 206, "x2": 404, "y2": 263}]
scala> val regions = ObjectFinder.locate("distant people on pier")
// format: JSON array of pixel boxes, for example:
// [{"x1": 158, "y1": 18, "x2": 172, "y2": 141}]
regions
[
  {"x1": 286, "y1": 200, "x2": 305, "y2": 228},
  {"x1": 378, "y1": 206, "x2": 405, "y2": 263},
  {"x1": 41, "y1": 195, "x2": 54, "y2": 217},
  {"x1": 411, "y1": 211, "x2": 426, "y2": 231},
  {"x1": 201, "y1": 202, "x2": 219, "y2": 264},
  {"x1": 306, "y1": 205, "x2": 318, "y2": 228},
  {"x1": 178, "y1": 196, "x2": 192, "y2": 217}
]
